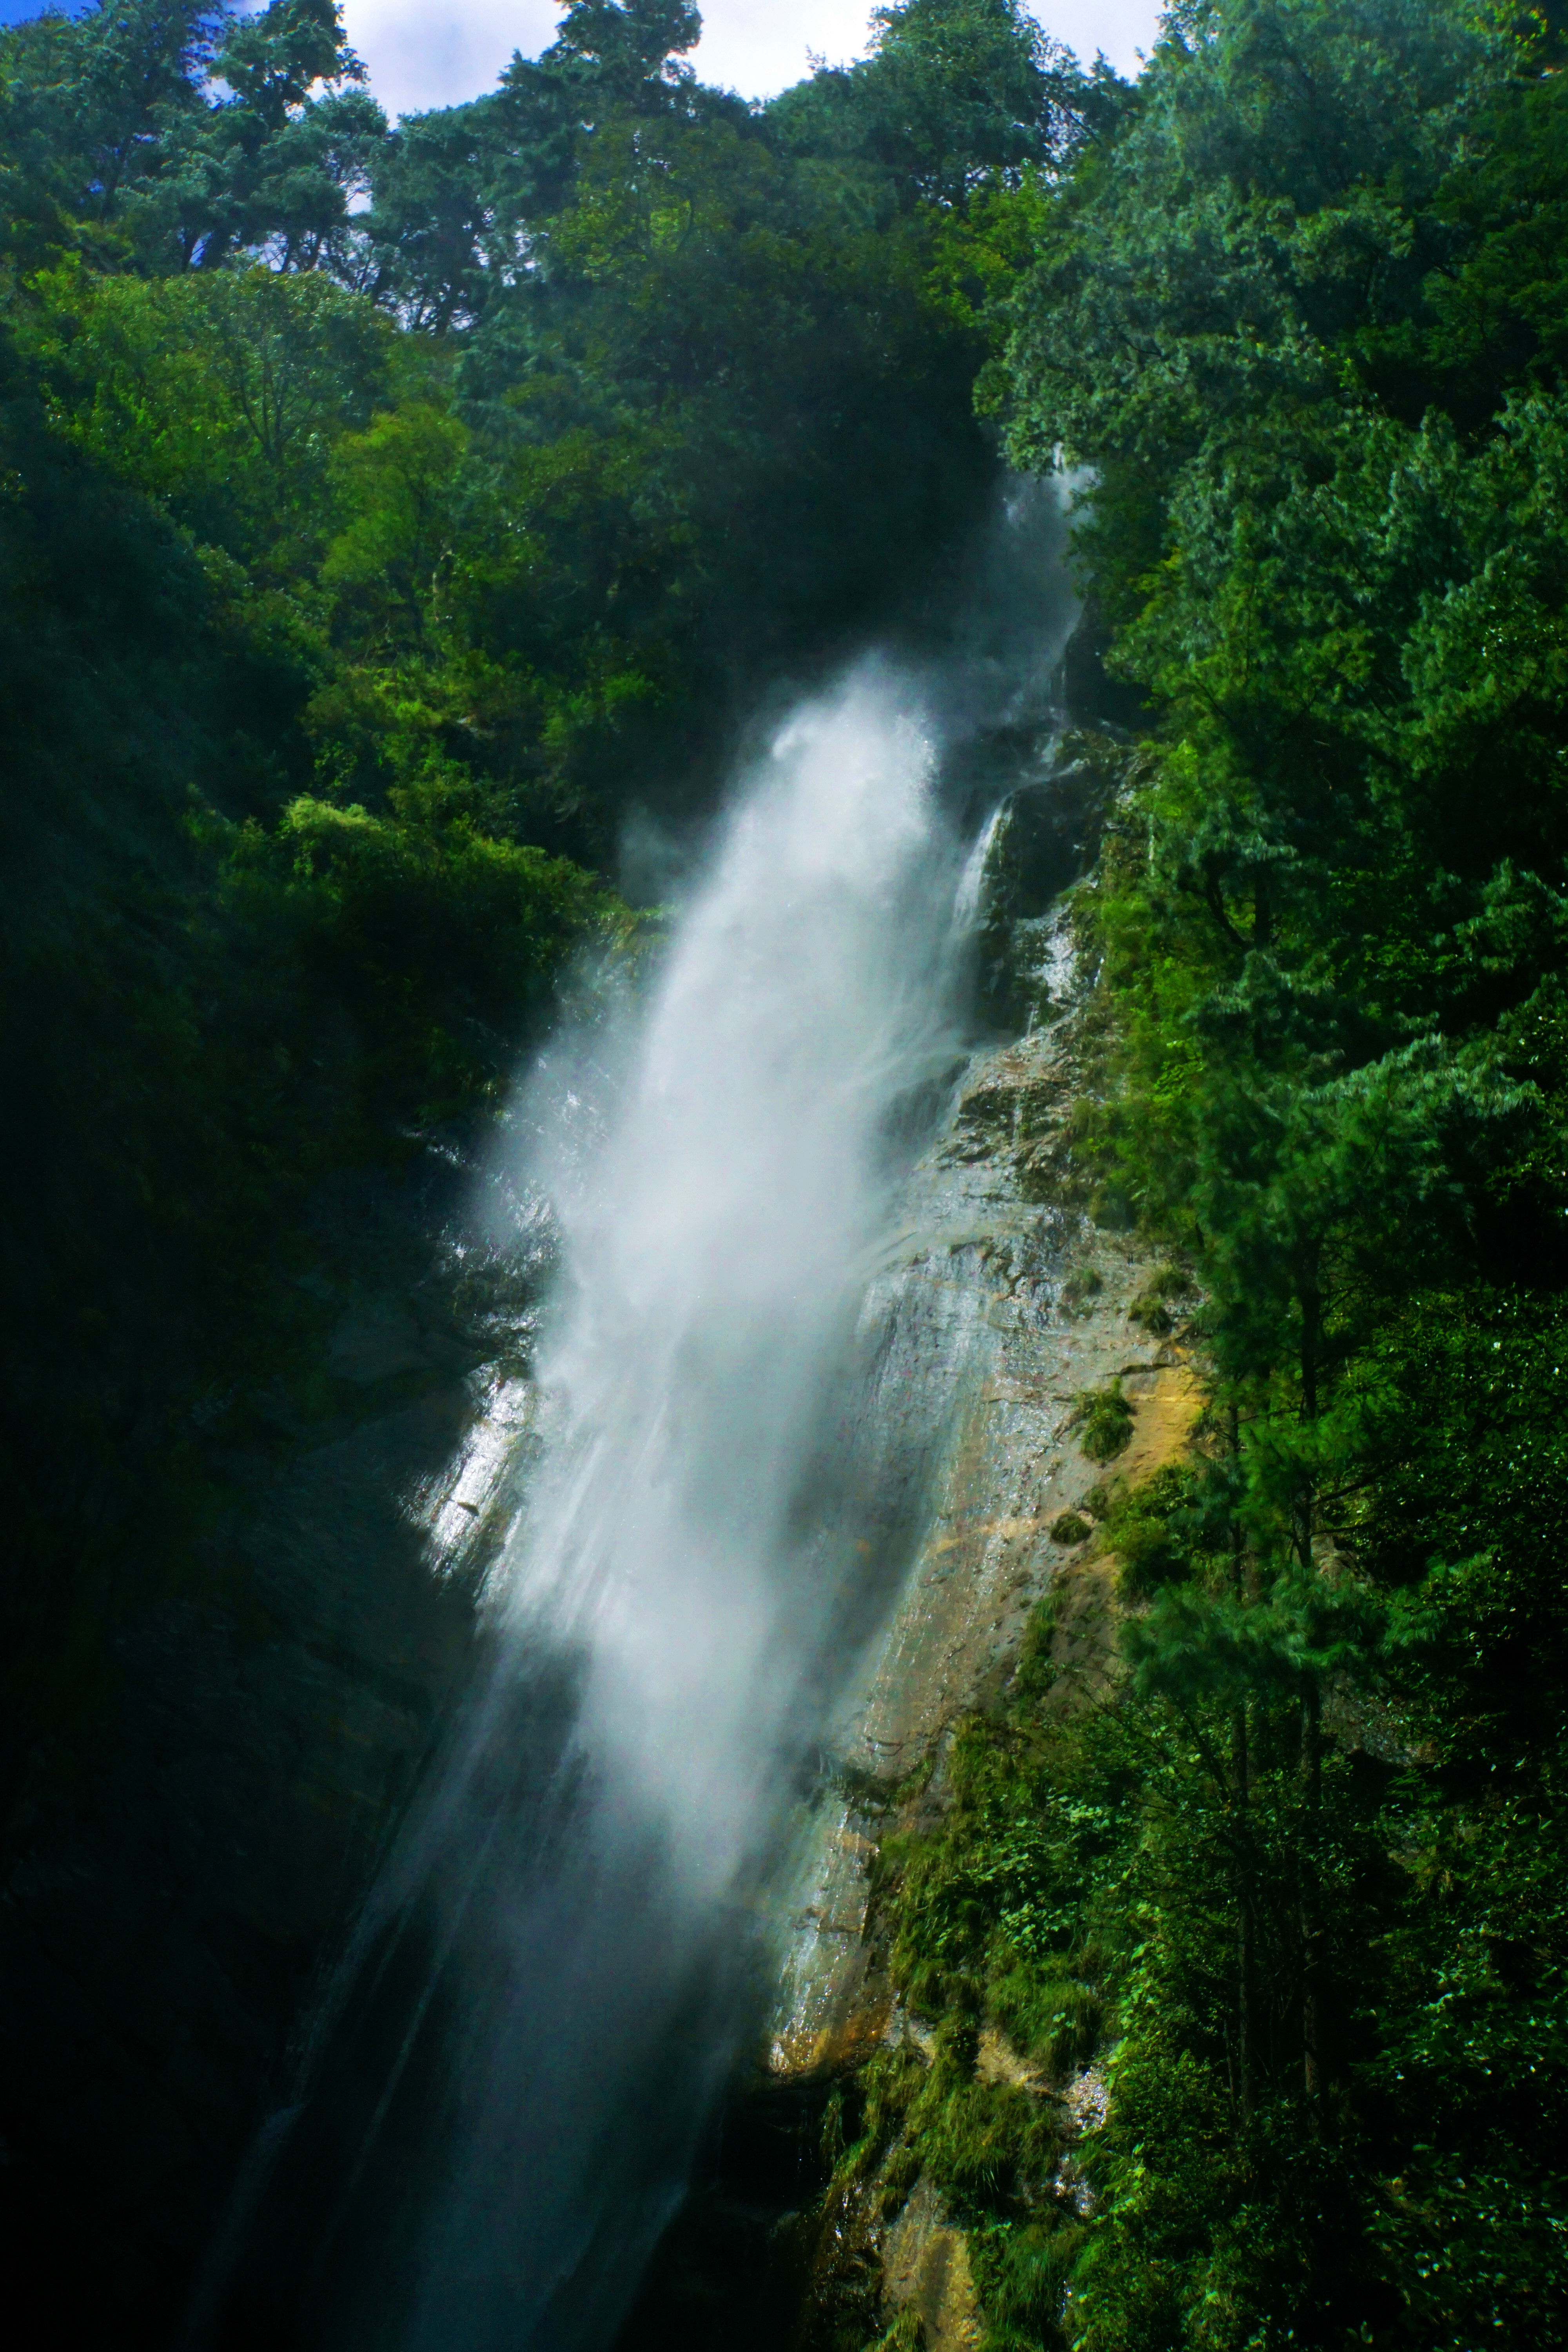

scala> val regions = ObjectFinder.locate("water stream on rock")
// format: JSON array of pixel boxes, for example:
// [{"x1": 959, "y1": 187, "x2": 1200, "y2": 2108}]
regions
[{"x1": 194, "y1": 485, "x2": 1078, "y2": 2352}]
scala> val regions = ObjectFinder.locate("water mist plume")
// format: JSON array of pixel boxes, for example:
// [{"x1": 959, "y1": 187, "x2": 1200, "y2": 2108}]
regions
[
  {"x1": 496, "y1": 671, "x2": 960, "y2": 1864},
  {"x1": 383, "y1": 669, "x2": 967, "y2": 2352}
]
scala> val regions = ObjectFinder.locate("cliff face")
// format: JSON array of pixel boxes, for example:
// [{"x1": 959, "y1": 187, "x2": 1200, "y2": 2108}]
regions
[
  {"x1": 762, "y1": 927, "x2": 1199, "y2": 2352},
  {"x1": 770, "y1": 959, "x2": 1192, "y2": 2074},
  {"x1": 0, "y1": 1149, "x2": 528, "y2": 2346}
]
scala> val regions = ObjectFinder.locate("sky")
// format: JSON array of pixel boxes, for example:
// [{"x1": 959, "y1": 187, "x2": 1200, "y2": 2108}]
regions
[
  {"x1": 345, "y1": 3, "x2": 1166, "y2": 119},
  {"x1": 0, "y1": 3, "x2": 1167, "y2": 115}
]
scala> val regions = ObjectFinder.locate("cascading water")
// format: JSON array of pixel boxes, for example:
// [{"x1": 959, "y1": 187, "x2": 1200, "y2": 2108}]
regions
[
  {"x1": 411, "y1": 673, "x2": 966, "y2": 2351},
  {"x1": 195, "y1": 484, "x2": 1080, "y2": 2352}
]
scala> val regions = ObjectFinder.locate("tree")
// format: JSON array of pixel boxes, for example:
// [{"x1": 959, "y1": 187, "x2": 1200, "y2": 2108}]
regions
[{"x1": 771, "y1": 0, "x2": 1104, "y2": 211}]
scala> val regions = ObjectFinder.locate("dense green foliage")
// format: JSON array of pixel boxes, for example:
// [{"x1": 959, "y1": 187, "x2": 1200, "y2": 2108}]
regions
[
  {"x1": 855, "y1": 3, "x2": 1568, "y2": 2345},
  {"x1": 0, "y1": 0, "x2": 1087, "y2": 1803}
]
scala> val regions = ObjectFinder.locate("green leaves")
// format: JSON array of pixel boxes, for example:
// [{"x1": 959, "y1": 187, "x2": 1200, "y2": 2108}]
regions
[
  {"x1": 323, "y1": 401, "x2": 468, "y2": 648},
  {"x1": 867, "y1": 8, "x2": 1568, "y2": 2343},
  {"x1": 20, "y1": 261, "x2": 394, "y2": 574},
  {"x1": 1076, "y1": 1379, "x2": 1136, "y2": 1462},
  {"x1": 224, "y1": 789, "x2": 624, "y2": 1122}
]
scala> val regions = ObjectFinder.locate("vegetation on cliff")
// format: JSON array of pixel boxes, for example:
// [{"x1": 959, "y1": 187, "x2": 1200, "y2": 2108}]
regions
[{"x1": 855, "y1": 4, "x2": 1568, "y2": 2345}]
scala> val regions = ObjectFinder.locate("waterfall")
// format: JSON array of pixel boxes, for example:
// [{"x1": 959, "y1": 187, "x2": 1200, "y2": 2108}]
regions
[
  {"x1": 407, "y1": 669, "x2": 966, "y2": 2351},
  {"x1": 192, "y1": 485, "x2": 1079, "y2": 2352}
]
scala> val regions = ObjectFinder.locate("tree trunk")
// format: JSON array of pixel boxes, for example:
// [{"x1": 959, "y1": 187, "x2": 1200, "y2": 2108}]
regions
[
  {"x1": 1295, "y1": 1261, "x2": 1324, "y2": 2097},
  {"x1": 1301, "y1": 1674, "x2": 1322, "y2": 2100},
  {"x1": 1296, "y1": 1253, "x2": 1322, "y2": 1573},
  {"x1": 1230, "y1": 1400, "x2": 1255, "y2": 2122},
  {"x1": 1234, "y1": 1700, "x2": 1254, "y2": 2122}
]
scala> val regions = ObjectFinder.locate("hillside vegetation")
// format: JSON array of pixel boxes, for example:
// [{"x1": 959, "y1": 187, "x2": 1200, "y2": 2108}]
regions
[{"x1": 838, "y1": 4, "x2": 1568, "y2": 2347}]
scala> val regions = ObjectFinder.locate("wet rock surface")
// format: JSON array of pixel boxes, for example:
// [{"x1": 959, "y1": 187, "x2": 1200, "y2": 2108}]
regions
[
  {"x1": 883, "y1": 2175, "x2": 981, "y2": 2352},
  {"x1": 766, "y1": 936, "x2": 1196, "y2": 2089}
]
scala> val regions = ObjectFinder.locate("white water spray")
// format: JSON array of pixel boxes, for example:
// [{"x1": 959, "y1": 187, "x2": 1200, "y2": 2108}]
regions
[{"x1": 494, "y1": 669, "x2": 960, "y2": 1895}]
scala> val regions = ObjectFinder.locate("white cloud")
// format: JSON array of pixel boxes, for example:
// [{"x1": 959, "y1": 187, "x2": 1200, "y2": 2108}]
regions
[
  {"x1": 340, "y1": 2, "x2": 554, "y2": 118},
  {"x1": 693, "y1": 2, "x2": 1164, "y2": 93},
  {"x1": 695, "y1": 4, "x2": 878, "y2": 96},
  {"x1": 340, "y1": 1, "x2": 1165, "y2": 123},
  {"x1": 1031, "y1": 0, "x2": 1163, "y2": 76}
]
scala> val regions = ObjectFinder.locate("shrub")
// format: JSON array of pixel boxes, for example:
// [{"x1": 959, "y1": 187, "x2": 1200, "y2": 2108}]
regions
[
  {"x1": 1128, "y1": 1262, "x2": 1193, "y2": 1336},
  {"x1": 1061, "y1": 1264, "x2": 1104, "y2": 1319},
  {"x1": 1077, "y1": 1381, "x2": 1134, "y2": 1463}
]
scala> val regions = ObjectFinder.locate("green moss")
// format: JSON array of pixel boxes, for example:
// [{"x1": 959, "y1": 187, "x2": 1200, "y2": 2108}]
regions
[
  {"x1": 1060, "y1": 1265, "x2": 1104, "y2": 1319},
  {"x1": 987, "y1": 1953, "x2": 1105, "y2": 2080},
  {"x1": 1082, "y1": 1465, "x2": 1200, "y2": 1598},
  {"x1": 865, "y1": 2311, "x2": 925, "y2": 2351},
  {"x1": 1050, "y1": 1512, "x2": 1092, "y2": 1546},
  {"x1": 971, "y1": 2219, "x2": 1087, "y2": 2352},
  {"x1": 1127, "y1": 1262, "x2": 1194, "y2": 1337},
  {"x1": 847, "y1": 1672, "x2": 1119, "y2": 2350},
  {"x1": 1075, "y1": 1381, "x2": 1134, "y2": 1464},
  {"x1": 1087, "y1": 1180, "x2": 1136, "y2": 1232}
]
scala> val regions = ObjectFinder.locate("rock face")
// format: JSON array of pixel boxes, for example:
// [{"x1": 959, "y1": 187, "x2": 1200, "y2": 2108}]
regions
[
  {"x1": 0, "y1": 1152, "x2": 535, "y2": 2348},
  {"x1": 767, "y1": 923, "x2": 1199, "y2": 2096},
  {"x1": 748, "y1": 904, "x2": 1203, "y2": 2348},
  {"x1": 883, "y1": 2176, "x2": 981, "y2": 2352}
]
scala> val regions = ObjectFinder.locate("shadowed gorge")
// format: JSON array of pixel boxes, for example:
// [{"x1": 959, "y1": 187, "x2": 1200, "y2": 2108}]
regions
[{"x1": 4, "y1": 3, "x2": 1568, "y2": 2349}]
